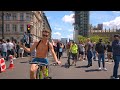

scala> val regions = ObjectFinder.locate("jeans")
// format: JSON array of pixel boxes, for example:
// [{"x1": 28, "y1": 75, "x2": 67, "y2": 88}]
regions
[
  {"x1": 93, "y1": 51, "x2": 96, "y2": 60},
  {"x1": 2, "y1": 52, "x2": 7, "y2": 58},
  {"x1": 113, "y1": 55, "x2": 120, "y2": 78},
  {"x1": 98, "y1": 53, "x2": 105, "y2": 68},
  {"x1": 87, "y1": 51, "x2": 93, "y2": 65}
]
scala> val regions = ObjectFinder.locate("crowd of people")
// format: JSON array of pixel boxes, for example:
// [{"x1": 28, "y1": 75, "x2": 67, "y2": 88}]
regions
[
  {"x1": 65, "y1": 34, "x2": 120, "y2": 79},
  {"x1": 0, "y1": 33, "x2": 120, "y2": 79},
  {"x1": 0, "y1": 38, "x2": 26, "y2": 61}
]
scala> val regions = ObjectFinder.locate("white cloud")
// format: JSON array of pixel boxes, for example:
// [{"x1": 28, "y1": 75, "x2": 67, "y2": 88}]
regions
[
  {"x1": 103, "y1": 16, "x2": 120, "y2": 29},
  {"x1": 62, "y1": 14, "x2": 74, "y2": 23},
  {"x1": 53, "y1": 32, "x2": 61, "y2": 36},
  {"x1": 67, "y1": 34, "x2": 73, "y2": 39},
  {"x1": 54, "y1": 27, "x2": 62, "y2": 30},
  {"x1": 112, "y1": 11, "x2": 120, "y2": 13},
  {"x1": 68, "y1": 29, "x2": 73, "y2": 32}
]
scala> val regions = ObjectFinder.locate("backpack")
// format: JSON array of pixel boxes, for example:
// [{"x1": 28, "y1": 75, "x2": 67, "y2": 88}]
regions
[{"x1": 36, "y1": 40, "x2": 49, "y2": 52}]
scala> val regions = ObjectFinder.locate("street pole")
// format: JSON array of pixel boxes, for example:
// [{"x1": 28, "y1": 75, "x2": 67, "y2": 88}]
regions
[{"x1": 2, "y1": 11, "x2": 4, "y2": 39}]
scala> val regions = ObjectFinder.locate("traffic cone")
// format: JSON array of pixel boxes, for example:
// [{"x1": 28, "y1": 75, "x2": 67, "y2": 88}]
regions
[
  {"x1": 0, "y1": 58, "x2": 6, "y2": 73},
  {"x1": 8, "y1": 55, "x2": 14, "y2": 69}
]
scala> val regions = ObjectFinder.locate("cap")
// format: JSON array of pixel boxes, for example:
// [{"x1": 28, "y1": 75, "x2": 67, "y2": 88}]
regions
[{"x1": 114, "y1": 34, "x2": 120, "y2": 38}]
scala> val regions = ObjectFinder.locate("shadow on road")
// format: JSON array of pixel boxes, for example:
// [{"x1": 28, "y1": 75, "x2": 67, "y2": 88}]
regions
[
  {"x1": 61, "y1": 64, "x2": 70, "y2": 68},
  {"x1": 62, "y1": 56, "x2": 68, "y2": 58},
  {"x1": 75, "y1": 65, "x2": 88, "y2": 68},
  {"x1": 85, "y1": 69, "x2": 101, "y2": 72},
  {"x1": 20, "y1": 61, "x2": 29, "y2": 63}
]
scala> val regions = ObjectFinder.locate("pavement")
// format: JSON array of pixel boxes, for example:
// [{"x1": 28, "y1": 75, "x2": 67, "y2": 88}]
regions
[{"x1": 0, "y1": 52, "x2": 120, "y2": 79}]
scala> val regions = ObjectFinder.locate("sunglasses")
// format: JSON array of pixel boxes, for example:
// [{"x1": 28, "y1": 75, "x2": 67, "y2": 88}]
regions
[
  {"x1": 43, "y1": 31, "x2": 49, "y2": 33},
  {"x1": 43, "y1": 34, "x2": 49, "y2": 37}
]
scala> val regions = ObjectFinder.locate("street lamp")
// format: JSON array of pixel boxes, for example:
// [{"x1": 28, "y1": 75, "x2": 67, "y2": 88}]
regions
[{"x1": 1, "y1": 11, "x2": 4, "y2": 39}]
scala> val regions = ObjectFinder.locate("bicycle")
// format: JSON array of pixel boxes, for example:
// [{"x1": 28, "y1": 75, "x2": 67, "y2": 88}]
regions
[{"x1": 29, "y1": 61, "x2": 52, "y2": 79}]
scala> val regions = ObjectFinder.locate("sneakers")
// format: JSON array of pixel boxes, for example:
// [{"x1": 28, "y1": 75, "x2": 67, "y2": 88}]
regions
[
  {"x1": 111, "y1": 76, "x2": 119, "y2": 79},
  {"x1": 98, "y1": 67, "x2": 107, "y2": 71},
  {"x1": 98, "y1": 67, "x2": 102, "y2": 70},
  {"x1": 103, "y1": 68, "x2": 107, "y2": 71}
]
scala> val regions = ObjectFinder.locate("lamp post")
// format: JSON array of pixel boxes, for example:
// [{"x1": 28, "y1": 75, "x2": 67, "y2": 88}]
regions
[{"x1": 1, "y1": 11, "x2": 4, "y2": 39}]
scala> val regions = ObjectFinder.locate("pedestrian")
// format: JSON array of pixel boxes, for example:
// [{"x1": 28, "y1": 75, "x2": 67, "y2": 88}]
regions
[
  {"x1": 58, "y1": 42, "x2": 64, "y2": 61},
  {"x1": 92, "y1": 42, "x2": 97, "y2": 61},
  {"x1": 70, "y1": 41, "x2": 78, "y2": 66},
  {"x1": 56, "y1": 40, "x2": 60, "y2": 60},
  {"x1": 66, "y1": 42, "x2": 72, "y2": 57},
  {"x1": 85, "y1": 38, "x2": 93, "y2": 67},
  {"x1": 95, "y1": 39, "x2": 107, "y2": 71},
  {"x1": 106, "y1": 41, "x2": 113, "y2": 62},
  {"x1": 19, "y1": 47, "x2": 24, "y2": 58},
  {"x1": 111, "y1": 34, "x2": 120, "y2": 79},
  {"x1": 16, "y1": 42, "x2": 20, "y2": 58},
  {"x1": 6, "y1": 39, "x2": 14, "y2": 61},
  {"x1": 78, "y1": 41, "x2": 85, "y2": 61},
  {"x1": 1, "y1": 40, "x2": 7, "y2": 59}
]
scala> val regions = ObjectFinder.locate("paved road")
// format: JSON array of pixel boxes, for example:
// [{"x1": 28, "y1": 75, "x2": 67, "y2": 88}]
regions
[{"x1": 0, "y1": 52, "x2": 120, "y2": 79}]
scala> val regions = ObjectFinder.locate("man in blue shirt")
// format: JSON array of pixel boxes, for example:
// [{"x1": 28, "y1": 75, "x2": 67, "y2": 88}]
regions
[{"x1": 111, "y1": 34, "x2": 120, "y2": 79}]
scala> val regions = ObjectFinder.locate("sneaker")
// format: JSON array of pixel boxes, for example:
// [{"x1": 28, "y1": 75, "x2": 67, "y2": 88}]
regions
[
  {"x1": 13, "y1": 58, "x2": 16, "y2": 59},
  {"x1": 111, "y1": 76, "x2": 119, "y2": 79},
  {"x1": 103, "y1": 68, "x2": 107, "y2": 71},
  {"x1": 98, "y1": 67, "x2": 102, "y2": 70}
]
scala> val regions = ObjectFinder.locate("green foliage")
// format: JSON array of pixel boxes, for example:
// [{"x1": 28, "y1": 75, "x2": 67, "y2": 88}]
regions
[
  {"x1": 77, "y1": 35, "x2": 87, "y2": 43},
  {"x1": 77, "y1": 35, "x2": 109, "y2": 44}
]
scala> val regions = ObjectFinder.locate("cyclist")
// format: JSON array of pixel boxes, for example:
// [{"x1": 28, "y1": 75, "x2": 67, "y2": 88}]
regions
[{"x1": 19, "y1": 29, "x2": 61, "y2": 79}]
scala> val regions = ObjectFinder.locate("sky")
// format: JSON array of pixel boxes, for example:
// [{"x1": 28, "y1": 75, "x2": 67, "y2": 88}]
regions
[{"x1": 44, "y1": 11, "x2": 120, "y2": 40}]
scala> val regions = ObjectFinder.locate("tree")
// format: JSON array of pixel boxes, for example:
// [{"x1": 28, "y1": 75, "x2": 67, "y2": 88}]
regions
[{"x1": 77, "y1": 35, "x2": 87, "y2": 43}]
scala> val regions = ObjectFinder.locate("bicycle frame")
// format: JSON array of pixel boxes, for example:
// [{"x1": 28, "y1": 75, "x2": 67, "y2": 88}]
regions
[
  {"x1": 29, "y1": 62, "x2": 51, "y2": 79},
  {"x1": 37, "y1": 65, "x2": 49, "y2": 79}
]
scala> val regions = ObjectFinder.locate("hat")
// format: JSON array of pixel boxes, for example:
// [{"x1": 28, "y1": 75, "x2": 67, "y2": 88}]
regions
[{"x1": 114, "y1": 34, "x2": 120, "y2": 38}]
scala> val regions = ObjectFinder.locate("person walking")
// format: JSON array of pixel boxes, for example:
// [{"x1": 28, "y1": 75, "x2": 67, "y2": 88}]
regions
[
  {"x1": 95, "y1": 39, "x2": 107, "y2": 71},
  {"x1": 70, "y1": 41, "x2": 78, "y2": 66},
  {"x1": 111, "y1": 34, "x2": 120, "y2": 79},
  {"x1": 86, "y1": 38, "x2": 93, "y2": 67}
]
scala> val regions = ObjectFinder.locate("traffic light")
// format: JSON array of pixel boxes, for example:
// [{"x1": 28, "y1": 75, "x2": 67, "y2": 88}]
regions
[{"x1": 27, "y1": 24, "x2": 31, "y2": 33}]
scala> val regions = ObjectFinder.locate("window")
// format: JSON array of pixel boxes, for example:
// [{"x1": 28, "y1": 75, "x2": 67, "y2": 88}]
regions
[
  {"x1": 12, "y1": 13, "x2": 17, "y2": 20},
  {"x1": 20, "y1": 13, "x2": 24, "y2": 20},
  {"x1": 12, "y1": 24, "x2": 17, "y2": 32},
  {"x1": 20, "y1": 24, "x2": 24, "y2": 32},
  {"x1": 26, "y1": 13, "x2": 30, "y2": 21},
  {"x1": 6, "y1": 24, "x2": 10, "y2": 32},
  {"x1": 0, "y1": 24, "x2": 2, "y2": 32},
  {"x1": 6, "y1": 13, "x2": 11, "y2": 20}
]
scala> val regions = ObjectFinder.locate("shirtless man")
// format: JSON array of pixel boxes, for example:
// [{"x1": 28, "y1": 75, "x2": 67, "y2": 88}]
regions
[{"x1": 20, "y1": 29, "x2": 61, "y2": 79}]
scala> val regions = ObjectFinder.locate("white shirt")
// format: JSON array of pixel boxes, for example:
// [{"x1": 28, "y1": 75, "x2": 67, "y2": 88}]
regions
[{"x1": 7, "y1": 42, "x2": 14, "y2": 50}]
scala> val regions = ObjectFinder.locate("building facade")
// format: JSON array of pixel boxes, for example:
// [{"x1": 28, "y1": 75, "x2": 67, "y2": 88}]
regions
[
  {"x1": 0, "y1": 11, "x2": 43, "y2": 41},
  {"x1": 42, "y1": 12, "x2": 52, "y2": 40},
  {"x1": 73, "y1": 11, "x2": 89, "y2": 43},
  {"x1": 89, "y1": 29, "x2": 120, "y2": 41}
]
